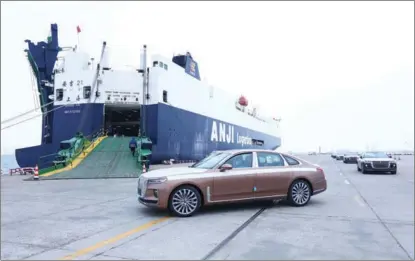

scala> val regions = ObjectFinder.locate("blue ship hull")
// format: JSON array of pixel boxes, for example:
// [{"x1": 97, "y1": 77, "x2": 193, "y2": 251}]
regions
[{"x1": 15, "y1": 103, "x2": 281, "y2": 168}]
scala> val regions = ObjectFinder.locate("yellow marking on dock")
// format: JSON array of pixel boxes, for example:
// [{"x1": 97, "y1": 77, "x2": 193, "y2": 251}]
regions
[
  {"x1": 41, "y1": 136, "x2": 107, "y2": 177},
  {"x1": 59, "y1": 216, "x2": 171, "y2": 260}
]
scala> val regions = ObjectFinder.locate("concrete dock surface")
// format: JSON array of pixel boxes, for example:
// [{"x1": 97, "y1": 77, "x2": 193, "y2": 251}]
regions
[{"x1": 1, "y1": 154, "x2": 413, "y2": 260}]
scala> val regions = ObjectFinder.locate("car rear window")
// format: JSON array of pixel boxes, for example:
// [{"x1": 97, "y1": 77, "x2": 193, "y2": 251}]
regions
[
  {"x1": 283, "y1": 155, "x2": 300, "y2": 165},
  {"x1": 257, "y1": 152, "x2": 284, "y2": 167}
]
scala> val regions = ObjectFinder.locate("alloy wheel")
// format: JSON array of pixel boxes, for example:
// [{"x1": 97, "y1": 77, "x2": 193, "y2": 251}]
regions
[
  {"x1": 290, "y1": 180, "x2": 311, "y2": 206},
  {"x1": 170, "y1": 187, "x2": 200, "y2": 216}
]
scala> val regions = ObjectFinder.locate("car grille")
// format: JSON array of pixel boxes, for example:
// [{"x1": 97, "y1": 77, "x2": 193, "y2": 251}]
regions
[{"x1": 372, "y1": 161, "x2": 389, "y2": 168}]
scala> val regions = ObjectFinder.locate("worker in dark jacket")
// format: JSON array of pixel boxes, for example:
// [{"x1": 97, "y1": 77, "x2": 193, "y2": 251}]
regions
[{"x1": 129, "y1": 137, "x2": 137, "y2": 156}]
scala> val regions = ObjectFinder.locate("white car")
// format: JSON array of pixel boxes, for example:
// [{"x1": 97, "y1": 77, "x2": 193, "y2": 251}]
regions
[{"x1": 357, "y1": 152, "x2": 397, "y2": 174}]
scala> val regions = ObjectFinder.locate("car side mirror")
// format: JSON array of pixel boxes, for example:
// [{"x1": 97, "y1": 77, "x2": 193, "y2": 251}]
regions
[
  {"x1": 359, "y1": 156, "x2": 363, "y2": 159},
  {"x1": 220, "y1": 163, "x2": 233, "y2": 172}
]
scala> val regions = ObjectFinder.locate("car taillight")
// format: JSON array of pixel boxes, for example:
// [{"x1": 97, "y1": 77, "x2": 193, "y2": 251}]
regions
[{"x1": 316, "y1": 167, "x2": 325, "y2": 177}]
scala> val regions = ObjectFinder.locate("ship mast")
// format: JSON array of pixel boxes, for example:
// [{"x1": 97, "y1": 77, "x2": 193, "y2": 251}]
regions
[{"x1": 140, "y1": 45, "x2": 148, "y2": 136}]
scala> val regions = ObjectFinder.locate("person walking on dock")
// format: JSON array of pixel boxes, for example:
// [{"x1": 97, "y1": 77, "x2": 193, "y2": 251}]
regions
[{"x1": 129, "y1": 137, "x2": 137, "y2": 156}]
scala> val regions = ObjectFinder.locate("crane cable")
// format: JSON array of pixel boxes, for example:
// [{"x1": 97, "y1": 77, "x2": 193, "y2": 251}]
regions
[
  {"x1": 1, "y1": 101, "x2": 55, "y2": 125},
  {"x1": 28, "y1": 62, "x2": 38, "y2": 109},
  {"x1": 3, "y1": 51, "x2": 62, "y2": 125},
  {"x1": 1, "y1": 101, "x2": 80, "y2": 131}
]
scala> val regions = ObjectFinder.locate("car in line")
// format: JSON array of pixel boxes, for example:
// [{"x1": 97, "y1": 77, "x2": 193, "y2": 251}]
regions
[
  {"x1": 137, "y1": 149, "x2": 328, "y2": 217},
  {"x1": 357, "y1": 151, "x2": 397, "y2": 174},
  {"x1": 336, "y1": 153, "x2": 346, "y2": 160},
  {"x1": 343, "y1": 153, "x2": 359, "y2": 163}
]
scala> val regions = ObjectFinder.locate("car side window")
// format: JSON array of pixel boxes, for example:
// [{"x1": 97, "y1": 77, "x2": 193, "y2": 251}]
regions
[
  {"x1": 283, "y1": 155, "x2": 300, "y2": 165},
  {"x1": 257, "y1": 152, "x2": 285, "y2": 167},
  {"x1": 223, "y1": 153, "x2": 253, "y2": 169}
]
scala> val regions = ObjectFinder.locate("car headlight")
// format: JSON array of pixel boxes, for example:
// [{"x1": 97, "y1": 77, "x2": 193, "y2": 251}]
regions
[{"x1": 147, "y1": 177, "x2": 167, "y2": 184}]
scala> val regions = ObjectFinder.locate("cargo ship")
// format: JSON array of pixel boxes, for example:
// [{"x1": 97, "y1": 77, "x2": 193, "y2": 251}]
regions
[{"x1": 15, "y1": 24, "x2": 282, "y2": 169}]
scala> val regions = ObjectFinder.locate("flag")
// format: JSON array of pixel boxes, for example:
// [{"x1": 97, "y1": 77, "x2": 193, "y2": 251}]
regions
[{"x1": 76, "y1": 25, "x2": 81, "y2": 33}]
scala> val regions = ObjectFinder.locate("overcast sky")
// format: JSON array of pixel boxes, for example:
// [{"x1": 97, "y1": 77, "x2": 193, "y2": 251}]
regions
[{"x1": 1, "y1": 1, "x2": 414, "y2": 155}]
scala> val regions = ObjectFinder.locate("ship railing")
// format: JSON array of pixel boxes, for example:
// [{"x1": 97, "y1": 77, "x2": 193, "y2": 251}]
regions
[
  {"x1": 136, "y1": 137, "x2": 153, "y2": 172},
  {"x1": 37, "y1": 129, "x2": 108, "y2": 174},
  {"x1": 38, "y1": 153, "x2": 67, "y2": 174},
  {"x1": 79, "y1": 129, "x2": 107, "y2": 157}
]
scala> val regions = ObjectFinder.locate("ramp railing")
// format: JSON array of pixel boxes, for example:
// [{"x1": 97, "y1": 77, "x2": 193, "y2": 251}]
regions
[
  {"x1": 37, "y1": 129, "x2": 107, "y2": 175},
  {"x1": 136, "y1": 136, "x2": 152, "y2": 173}
]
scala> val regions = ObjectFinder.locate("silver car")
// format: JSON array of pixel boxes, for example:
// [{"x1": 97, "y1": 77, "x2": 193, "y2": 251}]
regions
[{"x1": 357, "y1": 152, "x2": 397, "y2": 174}]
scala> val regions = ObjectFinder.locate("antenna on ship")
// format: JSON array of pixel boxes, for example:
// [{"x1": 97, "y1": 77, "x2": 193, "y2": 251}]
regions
[
  {"x1": 76, "y1": 25, "x2": 81, "y2": 50},
  {"x1": 273, "y1": 117, "x2": 282, "y2": 128}
]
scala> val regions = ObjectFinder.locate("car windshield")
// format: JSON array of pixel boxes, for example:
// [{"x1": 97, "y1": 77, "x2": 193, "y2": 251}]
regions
[
  {"x1": 364, "y1": 152, "x2": 388, "y2": 158},
  {"x1": 345, "y1": 152, "x2": 357, "y2": 156},
  {"x1": 191, "y1": 151, "x2": 231, "y2": 169}
]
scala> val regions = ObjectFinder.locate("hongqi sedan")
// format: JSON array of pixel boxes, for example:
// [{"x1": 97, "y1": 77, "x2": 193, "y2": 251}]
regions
[
  {"x1": 357, "y1": 151, "x2": 397, "y2": 174},
  {"x1": 137, "y1": 149, "x2": 328, "y2": 217},
  {"x1": 343, "y1": 153, "x2": 359, "y2": 163}
]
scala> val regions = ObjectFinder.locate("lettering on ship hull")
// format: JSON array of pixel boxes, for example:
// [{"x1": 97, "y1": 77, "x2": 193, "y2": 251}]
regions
[
  {"x1": 210, "y1": 120, "x2": 253, "y2": 146},
  {"x1": 64, "y1": 104, "x2": 81, "y2": 114}
]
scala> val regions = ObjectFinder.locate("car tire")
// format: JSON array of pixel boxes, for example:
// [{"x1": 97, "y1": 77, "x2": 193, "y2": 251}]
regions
[
  {"x1": 287, "y1": 180, "x2": 311, "y2": 207},
  {"x1": 357, "y1": 164, "x2": 361, "y2": 172},
  {"x1": 168, "y1": 185, "x2": 202, "y2": 217}
]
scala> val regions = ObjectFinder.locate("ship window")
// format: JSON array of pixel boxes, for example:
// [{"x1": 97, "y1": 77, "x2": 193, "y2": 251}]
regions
[
  {"x1": 56, "y1": 88, "x2": 63, "y2": 101},
  {"x1": 159, "y1": 61, "x2": 164, "y2": 68},
  {"x1": 83, "y1": 86, "x2": 91, "y2": 99},
  {"x1": 164, "y1": 64, "x2": 168, "y2": 70},
  {"x1": 153, "y1": 61, "x2": 158, "y2": 67},
  {"x1": 163, "y1": 90, "x2": 168, "y2": 103}
]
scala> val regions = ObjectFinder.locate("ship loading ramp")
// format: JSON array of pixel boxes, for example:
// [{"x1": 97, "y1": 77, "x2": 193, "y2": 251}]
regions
[{"x1": 40, "y1": 136, "x2": 142, "y2": 180}]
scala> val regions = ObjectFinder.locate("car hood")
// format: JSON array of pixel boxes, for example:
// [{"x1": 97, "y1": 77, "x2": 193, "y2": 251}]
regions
[
  {"x1": 362, "y1": 158, "x2": 395, "y2": 162},
  {"x1": 140, "y1": 167, "x2": 208, "y2": 179}
]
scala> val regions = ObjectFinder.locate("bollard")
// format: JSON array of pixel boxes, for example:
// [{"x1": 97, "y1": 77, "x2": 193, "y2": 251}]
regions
[
  {"x1": 142, "y1": 163, "x2": 147, "y2": 173},
  {"x1": 33, "y1": 165, "x2": 39, "y2": 180}
]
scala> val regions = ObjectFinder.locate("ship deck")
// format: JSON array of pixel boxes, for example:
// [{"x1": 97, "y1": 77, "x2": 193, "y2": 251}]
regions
[{"x1": 1, "y1": 154, "x2": 414, "y2": 260}]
